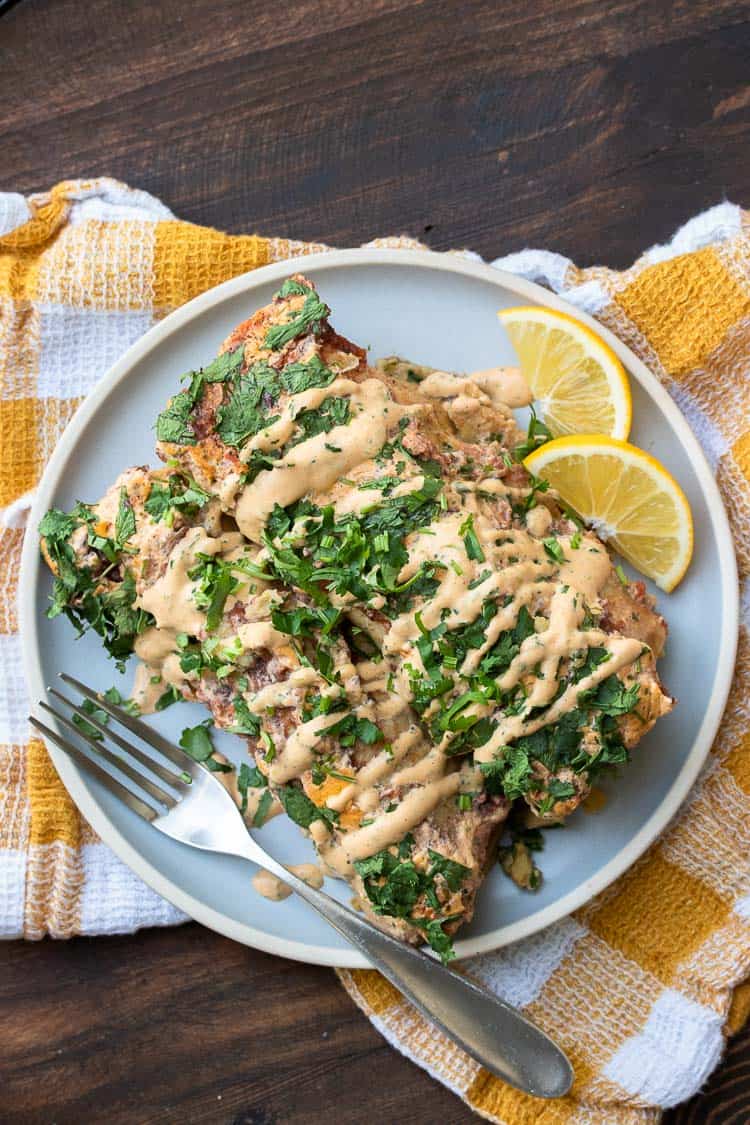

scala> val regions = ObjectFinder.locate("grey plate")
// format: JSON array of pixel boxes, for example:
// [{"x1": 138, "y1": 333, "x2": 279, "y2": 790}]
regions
[{"x1": 20, "y1": 249, "x2": 738, "y2": 967}]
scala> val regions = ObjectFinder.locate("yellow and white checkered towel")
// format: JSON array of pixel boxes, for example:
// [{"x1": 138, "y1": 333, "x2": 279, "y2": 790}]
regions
[{"x1": 1, "y1": 178, "x2": 749, "y2": 1124}]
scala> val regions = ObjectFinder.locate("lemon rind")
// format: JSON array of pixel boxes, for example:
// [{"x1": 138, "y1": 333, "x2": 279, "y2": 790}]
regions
[
  {"x1": 524, "y1": 434, "x2": 694, "y2": 592},
  {"x1": 498, "y1": 305, "x2": 633, "y2": 441}
]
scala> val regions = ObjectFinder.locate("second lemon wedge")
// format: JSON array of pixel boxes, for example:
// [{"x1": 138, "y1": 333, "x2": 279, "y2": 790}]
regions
[
  {"x1": 524, "y1": 435, "x2": 694, "y2": 592},
  {"x1": 498, "y1": 306, "x2": 632, "y2": 440}
]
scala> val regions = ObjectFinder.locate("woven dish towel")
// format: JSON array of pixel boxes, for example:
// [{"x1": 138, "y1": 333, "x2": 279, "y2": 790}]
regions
[{"x1": 1, "y1": 179, "x2": 748, "y2": 1124}]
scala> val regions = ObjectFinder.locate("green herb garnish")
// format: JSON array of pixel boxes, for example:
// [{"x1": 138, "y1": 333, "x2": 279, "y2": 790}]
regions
[
  {"x1": 459, "y1": 514, "x2": 485, "y2": 563},
  {"x1": 353, "y1": 844, "x2": 470, "y2": 964},
  {"x1": 543, "y1": 537, "x2": 565, "y2": 564},
  {"x1": 178, "y1": 720, "x2": 232, "y2": 772},
  {"x1": 72, "y1": 697, "x2": 108, "y2": 741},
  {"x1": 264, "y1": 292, "x2": 330, "y2": 351},
  {"x1": 277, "y1": 785, "x2": 339, "y2": 831},
  {"x1": 513, "y1": 406, "x2": 553, "y2": 461},
  {"x1": 290, "y1": 397, "x2": 351, "y2": 446},
  {"x1": 144, "y1": 474, "x2": 211, "y2": 523},
  {"x1": 156, "y1": 684, "x2": 183, "y2": 711},
  {"x1": 39, "y1": 507, "x2": 153, "y2": 669},
  {"x1": 156, "y1": 392, "x2": 197, "y2": 445},
  {"x1": 114, "y1": 488, "x2": 136, "y2": 548}
]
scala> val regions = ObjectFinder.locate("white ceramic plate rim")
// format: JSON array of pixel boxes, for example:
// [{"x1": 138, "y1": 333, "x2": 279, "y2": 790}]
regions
[{"x1": 20, "y1": 248, "x2": 739, "y2": 967}]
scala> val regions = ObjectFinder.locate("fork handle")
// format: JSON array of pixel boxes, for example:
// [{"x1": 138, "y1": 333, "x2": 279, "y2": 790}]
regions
[{"x1": 256, "y1": 858, "x2": 572, "y2": 1099}]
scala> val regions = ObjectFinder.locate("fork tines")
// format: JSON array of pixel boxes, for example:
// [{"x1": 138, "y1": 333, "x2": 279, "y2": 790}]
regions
[{"x1": 30, "y1": 674, "x2": 197, "y2": 824}]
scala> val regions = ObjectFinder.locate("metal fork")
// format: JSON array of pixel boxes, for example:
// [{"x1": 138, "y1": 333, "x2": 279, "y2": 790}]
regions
[{"x1": 31, "y1": 673, "x2": 573, "y2": 1099}]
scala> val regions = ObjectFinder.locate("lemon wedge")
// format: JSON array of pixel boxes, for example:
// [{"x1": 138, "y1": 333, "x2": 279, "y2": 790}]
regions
[
  {"x1": 524, "y1": 435, "x2": 694, "y2": 591},
  {"x1": 498, "y1": 306, "x2": 632, "y2": 440}
]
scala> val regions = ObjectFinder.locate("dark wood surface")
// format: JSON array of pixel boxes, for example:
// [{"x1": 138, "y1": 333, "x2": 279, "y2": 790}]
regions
[
  {"x1": 2, "y1": 0, "x2": 750, "y2": 1121},
  {"x1": 2, "y1": 925, "x2": 750, "y2": 1125}
]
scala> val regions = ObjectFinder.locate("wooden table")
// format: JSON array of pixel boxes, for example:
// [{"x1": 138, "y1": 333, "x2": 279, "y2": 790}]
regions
[{"x1": 2, "y1": 1, "x2": 749, "y2": 1120}]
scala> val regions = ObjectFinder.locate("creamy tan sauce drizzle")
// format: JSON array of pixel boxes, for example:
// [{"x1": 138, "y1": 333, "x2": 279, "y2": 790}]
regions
[
  {"x1": 132, "y1": 625, "x2": 201, "y2": 712},
  {"x1": 377, "y1": 509, "x2": 641, "y2": 765},
  {"x1": 213, "y1": 762, "x2": 283, "y2": 825},
  {"x1": 320, "y1": 772, "x2": 461, "y2": 876},
  {"x1": 131, "y1": 661, "x2": 165, "y2": 713},
  {"x1": 252, "y1": 863, "x2": 324, "y2": 901},
  {"x1": 468, "y1": 366, "x2": 533, "y2": 409},
  {"x1": 419, "y1": 370, "x2": 515, "y2": 420},
  {"x1": 311, "y1": 450, "x2": 427, "y2": 522},
  {"x1": 233, "y1": 401, "x2": 644, "y2": 876},
  {"x1": 124, "y1": 357, "x2": 650, "y2": 898},
  {"x1": 252, "y1": 870, "x2": 291, "y2": 901},
  {"x1": 247, "y1": 667, "x2": 322, "y2": 712},
  {"x1": 324, "y1": 727, "x2": 424, "y2": 814},
  {"x1": 135, "y1": 528, "x2": 244, "y2": 635},
  {"x1": 525, "y1": 504, "x2": 553, "y2": 537},
  {"x1": 242, "y1": 378, "x2": 357, "y2": 456},
  {"x1": 136, "y1": 626, "x2": 180, "y2": 664},
  {"x1": 235, "y1": 379, "x2": 410, "y2": 541},
  {"x1": 267, "y1": 711, "x2": 347, "y2": 785}
]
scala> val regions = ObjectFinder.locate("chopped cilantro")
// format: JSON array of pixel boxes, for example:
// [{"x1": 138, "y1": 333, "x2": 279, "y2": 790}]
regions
[
  {"x1": 324, "y1": 712, "x2": 383, "y2": 747},
  {"x1": 179, "y1": 720, "x2": 232, "y2": 773},
  {"x1": 271, "y1": 603, "x2": 341, "y2": 638},
  {"x1": 237, "y1": 761, "x2": 267, "y2": 816},
  {"x1": 156, "y1": 684, "x2": 183, "y2": 711},
  {"x1": 479, "y1": 604, "x2": 535, "y2": 677},
  {"x1": 39, "y1": 507, "x2": 78, "y2": 543},
  {"x1": 543, "y1": 537, "x2": 565, "y2": 564},
  {"x1": 427, "y1": 850, "x2": 470, "y2": 891},
  {"x1": 252, "y1": 789, "x2": 274, "y2": 827},
  {"x1": 481, "y1": 745, "x2": 534, "y2": 800},
  {"x1": 264, "y1": 291, "x2": 330, "y2": 351},
  {"x1": 290, "y1": 396, "x2": 351, "y2": 446},
  {"x1": 72, "y1": 697, "x2": 108, "y2": 741},
  {"x1": 190, "y1": 557, "x2": 238, "y2": 631},
  {"x1": 144, "y1": 474, "x2": 211, "y2": 523},
  {"x1": 114, "y1": 488, "x2": 136, "y2": 548},
  {"x1": 547, "y1": 778, "x2": 577, "y2": 801},
  {"x1": 354, "y1": 852, "x2": 422, "y2": 916},
  {"x1": 156, "y1": 393, "x2": 197, "y2": 445},
  {"x1": 156, "y1": 392, "x2": 197, "y2": 445},
  {"x1": 280, "y1": 356, "x2": 338, "y2": 395},
  {"x1": 197, "y1": 347, "x2": 245, "y2": 384},
  {"x1": 310, "y1": 758, "x2": 355, "y2": 786},
  {"x1": 513, "y1": 407, "x2": 553, "y2": 462},
  {"x1": 512, "y1": 471, "x2": 550, "y2": 517},
  {"x1": 277, "y1": 785, "x2": 339, "y2": 831},
  {"x1": 468, "y1": 569, "x2": 492, "y2": 590},
  {"x1": 159, "y1": 346, "x2": 245, "y2": 443},
  {"x1": 230, "y1": 696, "x2": 261, "y2": 737},
  {"x1": 260, "y1": 729, "x2": 276, "y2": 761},
  {"x1": 581, "y1": 676, "x2": 640, "y2": 716},
  {"x1": 215, "y1": 364, "x2": 281, "y2": 448},
  {"x1": 353, "y1": 845, "x2": 468, "y2": 964},
  {"x1": 420, "y1": 918, "x2": 459, "y2": 964},
  {"x1": 244, "y1": 449, "x2": 282, "y2": 483},
  {"x1": 275, "y1": 279, "x2": 310, "y2": 298},
  {"x1": 573, "y1": 646, "x2": 611, "y2": 683},
  {"x1": 459, "y1": 513, "x2": 485, "y2": 562},
  {"x1": 260, "y1": 475, "x2": 442, "y2": 610},
  {"x1": 106, "y1": 688, "x2": 141, "y2": 717},
  {"x1": 40, "y1": 501, "x2": 154, "y2": 671},
  {"x1": 206, "y1": 569, "x2": 236, "y2": 631}
]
